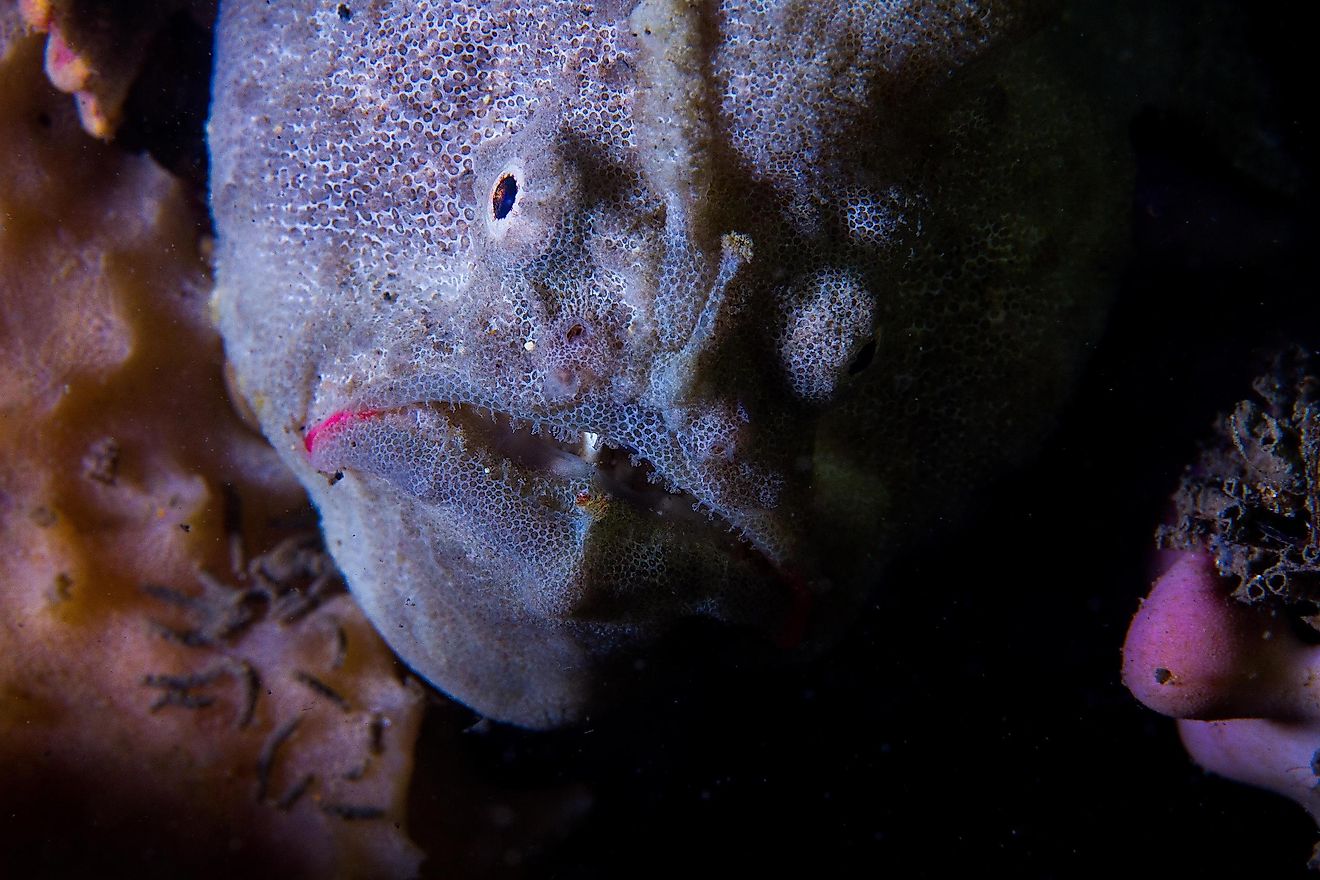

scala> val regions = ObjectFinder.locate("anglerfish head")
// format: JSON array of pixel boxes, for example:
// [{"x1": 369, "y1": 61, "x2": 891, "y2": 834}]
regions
[{"x1": 209, "y1": 0, "x2": 1122, "y2": 726}]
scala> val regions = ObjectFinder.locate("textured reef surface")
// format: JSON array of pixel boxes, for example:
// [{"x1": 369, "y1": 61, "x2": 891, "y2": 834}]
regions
[
  {"x1": 212, "y1": 0, "x2": 1126, "y2": 727},
  {"x1": 1159, "y1": 348, "x2": 1320, "y2": 619},
  {"x1": 0, "y1": 7, "x2": 427, "y2": 874}
]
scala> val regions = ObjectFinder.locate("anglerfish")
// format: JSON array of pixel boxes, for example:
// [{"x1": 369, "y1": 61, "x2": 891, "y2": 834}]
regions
[{"x1": 210, "y1": 0, "x2": 1125, "y2": 727}]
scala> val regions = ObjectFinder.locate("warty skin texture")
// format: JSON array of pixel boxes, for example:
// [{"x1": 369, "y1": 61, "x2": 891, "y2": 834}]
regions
[{"x1": 211, "y1": 0, "x2": 1125, "y2": 727}]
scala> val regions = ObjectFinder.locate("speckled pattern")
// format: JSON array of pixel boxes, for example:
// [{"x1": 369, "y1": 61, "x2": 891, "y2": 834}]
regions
[{"x1": 210, "y1": 0, "x2": 1125, "y2": 726}]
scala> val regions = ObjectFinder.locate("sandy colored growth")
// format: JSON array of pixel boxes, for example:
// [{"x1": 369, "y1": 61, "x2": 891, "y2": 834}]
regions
[{"x1": 0, "y1": 14, "x2": 425, "y2": 876}]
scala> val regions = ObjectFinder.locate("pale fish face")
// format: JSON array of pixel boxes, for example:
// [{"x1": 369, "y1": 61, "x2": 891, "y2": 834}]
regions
[{"x1": 210, "y1": 0, "x2": 1124, "y2": 726}]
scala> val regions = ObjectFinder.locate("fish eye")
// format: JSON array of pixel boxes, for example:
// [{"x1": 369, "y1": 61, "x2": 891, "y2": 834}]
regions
[
  {"x1": 491, "y1": 173, "x2": 518, "y2": 220},
  {"x1": 847, "y1": 337, "x2": 877, "y2": 375}
]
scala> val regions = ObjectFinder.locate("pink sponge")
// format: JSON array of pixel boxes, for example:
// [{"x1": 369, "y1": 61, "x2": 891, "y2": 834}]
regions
[
  {"x1": 1124, "y1": 549, "x2": 1320, "y2": 834},
  {"x1": 1123, "y1": 550, "x2": 1307, "y2": 721}
]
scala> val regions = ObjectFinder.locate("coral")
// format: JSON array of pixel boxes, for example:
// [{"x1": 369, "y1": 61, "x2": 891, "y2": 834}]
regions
[
  {"x1": 1127, "y1": 352, "x2": 1320, "y2": 867},
  {"x1": 1158, "y1": 348, "x2": 1320, "y2": 618},
  {"x1": 0, "y1": 14, "x2": 424, "y2": 875},
  {"x1": 211, "y1": 0, "x2": 1127, "y2": 727}
]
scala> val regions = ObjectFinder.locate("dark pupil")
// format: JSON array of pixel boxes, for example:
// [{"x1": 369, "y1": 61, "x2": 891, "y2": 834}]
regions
[
  {"x1": 493, "y1": 175, "x2": 518, "y2": 220},
  {"x1": 846, "y1": 337, "x2": 876, "y2": 375}
]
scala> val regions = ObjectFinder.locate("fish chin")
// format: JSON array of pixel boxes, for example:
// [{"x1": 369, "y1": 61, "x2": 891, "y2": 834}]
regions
[{"x1": 297, "y1": 398, "x2": 795, "y2": 726}]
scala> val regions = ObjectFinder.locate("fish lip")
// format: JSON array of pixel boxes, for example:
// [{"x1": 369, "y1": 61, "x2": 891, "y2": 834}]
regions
[
  {"x1": 304, "y1": 407, "x2": 385, "y2": 454},
  {"x1": 305, "y1": 398, "x2": 725, "y2": 532},
  {"x1": 304, "y1": 397, "x2": 811, "y2": 646}
]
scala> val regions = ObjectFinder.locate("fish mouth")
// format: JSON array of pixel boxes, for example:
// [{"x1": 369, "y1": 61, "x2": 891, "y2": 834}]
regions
[
  {"x1": 304, "y1": 400, "x2": 765, "y2": 556},
  {"x1": 303, "y1": 399, "x2": 811, "y2": 645}
]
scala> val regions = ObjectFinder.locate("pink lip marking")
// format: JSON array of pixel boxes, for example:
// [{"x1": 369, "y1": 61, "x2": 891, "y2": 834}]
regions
[{"x1": 304, "y1": 408, "x2": 382, "y2": 454}]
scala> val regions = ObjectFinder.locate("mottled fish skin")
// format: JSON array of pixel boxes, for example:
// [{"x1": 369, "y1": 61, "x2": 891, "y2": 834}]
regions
[{"x1": 210, "y1": 0, "x2": 1125, "y2": 727}]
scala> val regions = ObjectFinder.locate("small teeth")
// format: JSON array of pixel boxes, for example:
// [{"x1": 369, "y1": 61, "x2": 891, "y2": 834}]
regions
[{"x1": 581, "y1": 431, "x2": 601, "y2": 463}]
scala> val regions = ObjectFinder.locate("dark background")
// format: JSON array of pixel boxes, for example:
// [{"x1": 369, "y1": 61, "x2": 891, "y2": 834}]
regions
[{"x1": 116, "y1": 1, "x2": 1320, "y2": 875}]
